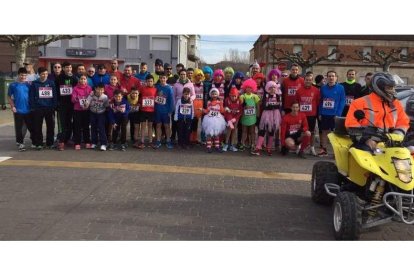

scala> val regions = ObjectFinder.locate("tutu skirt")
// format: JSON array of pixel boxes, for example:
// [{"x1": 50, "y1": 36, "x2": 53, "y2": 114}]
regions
[
  {"x1": 202, "y1": 114, "x2": 227, "y2": 136},
  {"x1": 259, "y1": 109, "x2": 281, "y2": 133}
]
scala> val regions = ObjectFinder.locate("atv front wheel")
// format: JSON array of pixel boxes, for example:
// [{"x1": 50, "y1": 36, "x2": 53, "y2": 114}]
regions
[
  {"x1": 333, "y1": 191, "x2": 362, "y2": 240},
  {"x1": 311, "y1": 161, "x2": 338, "y2": 205}
]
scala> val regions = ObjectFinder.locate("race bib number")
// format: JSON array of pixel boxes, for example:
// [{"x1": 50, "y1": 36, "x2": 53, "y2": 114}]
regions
[
  {"x1": 79, "y1": 98, "x2": 88, "y2": 108},
  {"x1": 346, "y1": 96, "x2": 354, "y2": 105},
  {"x1": 195, "y1": 93, "x2": 203, "y2": 100},
  {"x1": 300, "y1": 104, "x2": 312, "y2": 112},
  {"x1": 208, "y1": 110, "x2": 219, "y2": 117},
  {"x1": 322, "y1": 99, "x2": 334, "y2": 109},
  {"x1": 179, "y1": 104, "x2": 191, "y2": 115},
  {"x1": 131, "y1": 105, "x2": 139, "y2": 112},
  {"x1": 155, "y1": 96, "x2": 166, "y2": 105},
  {"x1": 142, "y1": 98, "x2": 154, "y2": 107},
  {"x1": 244, "y1": 106, "x2": 256, "y2": 116},
  {"x1": 59, "y1": 85, "x2": 72, "y2": 96},
  {"x1": 268, "y1": 98, "x2": 278, "y2": 106},
  {"x1": 39, "y1": 87, "x2": 53, "y2": 98},
  {"x1": 287, "y1": 88, "x2": 297, "y2": 96}
]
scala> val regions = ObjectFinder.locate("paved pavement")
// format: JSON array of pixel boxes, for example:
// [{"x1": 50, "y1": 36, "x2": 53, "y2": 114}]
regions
[{"x1": 0, "y1": 121, "x2": 413, "y2": 241}]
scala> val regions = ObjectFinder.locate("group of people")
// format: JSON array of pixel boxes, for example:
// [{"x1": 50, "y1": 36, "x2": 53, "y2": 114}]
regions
[{"x1": 7, "y1": 57, "x2": 409, "y2": 158}]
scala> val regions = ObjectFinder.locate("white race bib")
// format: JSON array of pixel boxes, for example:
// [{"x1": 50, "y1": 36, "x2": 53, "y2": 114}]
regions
[
  {"x1": 155, "y1": 96, "x2": 166, "y2": 105},
  {"x1": 244, "y1": 106, "x2": 256, "y2": 116},
  {"x1": 287, "y1": 88, "x2": 297, "y2": 96},
  {"x1": 130, "y1": 105, "x2": 139, "y2": 112},
  {"x1": 179, "y1": 104, "x2": 191, "y2": 115},
  {"x1": 195, "y1": 93, "x2": 203, "y2": 100},
  {"x1": 322, "y1": 99, "x2": 334, "y2": 109},
  {"x1": 59, "y1": 85, "x2": 72, "y2": 96},
  {"x1": 208, "y1": 110, "x2": 219, "y2": 117},
  {"x1": 346, "y1": 96, "x2": 354, "y2": 105},
  {"x1": 300, "y1": 104, "x2": 312, "y2": 112},
  {"x1": 39, "y1": 87, "x2": 53, "y2": 98},
  {"x1": 79, "y1": 98, "x2": 88, "y2": 108},
  {"x1": 142, "y1": 98, "x2": 154, "y2": 107}
]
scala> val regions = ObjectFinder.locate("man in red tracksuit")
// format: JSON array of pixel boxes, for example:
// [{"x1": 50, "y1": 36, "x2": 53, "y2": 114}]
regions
[{"x1": 281, "y1": 63, "x2": 304, "y2": 114}]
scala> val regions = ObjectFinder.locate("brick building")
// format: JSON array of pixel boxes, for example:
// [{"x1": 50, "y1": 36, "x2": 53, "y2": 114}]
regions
[{"x1": 252, "y1": 35, "x2": 414, "y2": 85}]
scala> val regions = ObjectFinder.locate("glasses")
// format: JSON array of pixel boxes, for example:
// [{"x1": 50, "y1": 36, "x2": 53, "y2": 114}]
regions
[{"x1": 281, "y1": 74, "x2": 288, "y2": 77}]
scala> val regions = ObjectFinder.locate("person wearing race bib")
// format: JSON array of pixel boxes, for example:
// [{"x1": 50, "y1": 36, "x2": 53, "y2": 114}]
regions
[
  {"x1": 252, "y1": 73, "x2": 265, "y2": 100},
  {"x1": 127, "y1": 87, "x2": 140, "y2": 148},
  {"x1": 296, "y1": 74, "x2": 320, "y2": 156},
  {"x1": 55, "y1": 61, "x2": 78, "y2": 151},
  {"x1": 201, "y1": 88, "x2": 226, "y2": 153},
  {"x1": 280, "y1": 102, "x2": 311, "y2": 158},
  {"x1": 281, "y1": 63, "x2": 304, "y2": 114},
  {"x1": 29, "y1": 67, "x2": 58, "y2": 150},
  {"x1": 239, "y1": 79, "x2": 261, "y2": 152},
  {"x1": 341, "y1": 69, "x2": 362, "y2": 117},
  {"x1": 223, "y1": 67, "x2": 235, "y2": 99},
  {"x1": 251, "y1": 81, "x2": 282, "y2": 156},
  {"x1": 108, "y1": 90, "x2": 130, "y2": 151},
  {"x1": 174, "y1": 87, "x2": 194, "y2": 149},
  {"x1": 137, "y1": 74, "x2": 157, "y2": 149},
  {"x1": 223, "y1": 87, "x2": 243, "y2": 152},
  {"x1": 231, "y1": 71, "x2": 244, "y2": 91},
  {"x1": 318, "y1": 70, "x2": 346, "y2": 157},
  {"x1": 120, "y1": 65, "x2": 141, "y2": 96},
  {"x1": 211, "y1": 69, "x2": 225, "y2": 101},
  {"x1": 8, "y1": 67, "x2": 34, "y2": 152},
  {"x1": 71, "y1": 74, "x2": 93, "y2": 150},
  {"x1": 266, "y1": 68, "x2": 282, "y2": 150},
  {"x1": 85, "y1": 83, "x2": 109, "y2": 151},
  {"x1": 190, "y1": 68, "x2": 206, "y2": 145},
  {"x1": 154, "y1": 73, "x2": 175, "y2": 149}
]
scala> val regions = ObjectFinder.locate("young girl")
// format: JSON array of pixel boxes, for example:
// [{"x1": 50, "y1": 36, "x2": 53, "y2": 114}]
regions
[
  {"x1": 127, "y1": 87, "x2": 140, "y2": 148},
  {"x1": 223, "y1": 87, "x2": 243, "y2": 152},
  {"x1": 71, "y1": 74, "x2": 92, "y2": 150},
  {"x1": 211, "y1": 69, "x2": 225, "y2": 101},
  {"x1": 251, "y1": 81, "x2": 282, "y2": 156},
  {"x1": 239, "y1": 79, "x2": 260, "y2": 152},
  {"x1": 252, "y1": 73, "x2": 266, "y2": 100},
  {"x1": 201, "y1": 88, "x2": 226, "y2": 153}
]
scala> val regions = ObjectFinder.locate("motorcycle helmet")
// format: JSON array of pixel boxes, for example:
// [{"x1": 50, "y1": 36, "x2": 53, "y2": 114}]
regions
[{"x1": 372, "y1": 72, "x2": 397, "y2": 104}]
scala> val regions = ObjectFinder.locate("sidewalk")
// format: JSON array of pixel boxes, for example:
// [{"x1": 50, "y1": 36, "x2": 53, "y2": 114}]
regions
[{"x1": 0, "y1": 109, "x2": 13, "y2": 126}]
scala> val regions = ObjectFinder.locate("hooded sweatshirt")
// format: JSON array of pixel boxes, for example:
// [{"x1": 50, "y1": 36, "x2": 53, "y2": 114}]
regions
[{"x1": 72, "y1": 83, "x2": 93, "y2": 111}]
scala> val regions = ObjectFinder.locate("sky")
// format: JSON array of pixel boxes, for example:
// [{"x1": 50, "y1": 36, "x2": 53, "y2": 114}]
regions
[{"x1": 200, "y1": 35, "x2": 259, "y2": 64}]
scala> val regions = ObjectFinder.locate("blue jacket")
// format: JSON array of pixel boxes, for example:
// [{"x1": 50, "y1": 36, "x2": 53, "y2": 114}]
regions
[
  {"x1": 135, "y1": 71, "x2": 150, "y2": 82},
  {"x1": 92, "y1": 73, "x2": 110, "y2": 87},
  {"x1": 108, "y1": 98, "x2": 130, "y2": 124},
  {"x1": 319, "y1": 83, "x2": 346, "y2": 116},
  {"x1": 29, "y1": 78, "x2": 58, "y2": 110},
  {"x1": 155, "y1": 83, "x2": 175, "y2": 114}
]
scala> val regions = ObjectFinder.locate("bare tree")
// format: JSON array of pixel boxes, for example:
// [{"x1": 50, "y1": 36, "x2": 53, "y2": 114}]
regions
[
  {"x1": 347, "y1": 48, "x2": 414, "y2": 72},
  {"x1": 0, "y1": 35, "x2": 85, "y2": 68},
  {"x1": 222, "y1": 48, "x2": 249, "y2": 64},
  {"x1": 271, "y1": 48, "x2": 343, "y2": 73}
]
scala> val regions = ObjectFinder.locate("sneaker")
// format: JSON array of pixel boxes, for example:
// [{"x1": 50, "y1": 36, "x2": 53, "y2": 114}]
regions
[
  {"x1": 238, "y1": 144, "x2": 245, "y2": 151},
  {"x1": 166, "y1": 141, "x2": 174, "y2": 149},
  {"x1": 266, "y1": 148, "x2": 272, "y2": 156},
  {"x1": 58, "y1": 142, "x2": 65, "y2": 151},
  {"x1": 120, "y1": 144, "x2": 126, "y2": 151},
  {"x1": 317, "y1": 148, "x2": 328, "y2": 157},
  {"x1": 310, "y1": 146, "x2": 317, "y2": 156},
  {"x1": 90, "y1": 144, "x2": 97, "y2": 149},
  {"x1": 36, "y1": 145, "x2": 43, "y2": 151},
  {"x1": 215, "y1": 147, "x2": 223, "y2": 153},
  {"x1": 251, "y1": 148, "x2": 261, "y2": 156},
  {"x1": 18, "y1": 143, "x2": 26, "y2": 152},
  {"x1": 229, "y1": 145, "x2": 238, "y2": 152},
  {"x1": 222, "y1": 144, "x2": 229, "y2": 152},
  {"x1": 153, "y1": 141, "x2": 161, "y2": 149},
  {"x1": 75, "y1": 144, "x2": 81, "y2": 150},
  {"x1": 107, "y1": 143, "x2": 115, "y2": 151},
  {"x1": 100, "y1": 145, "x2": 107, "y2": 151},
  {"x1": 298, "y1": 151, "x2": 307, "y2": 159},
  {"x1": 207, "y1": 147, "x2": 213, "y2": 153},
  {"x1": 30, "y1": 144, "x2": 37, "y2": 149},
  {"x1": 85, "y1": 143, "x2": 92, "y2": 149}
]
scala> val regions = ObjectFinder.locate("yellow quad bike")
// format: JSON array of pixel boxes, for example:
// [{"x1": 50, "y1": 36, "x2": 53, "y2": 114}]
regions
[{"x1": 311, "y1": 113, "x2": 414, "y2": 240}]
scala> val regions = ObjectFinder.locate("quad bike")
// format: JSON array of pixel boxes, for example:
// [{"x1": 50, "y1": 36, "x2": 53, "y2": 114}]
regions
[{"x1": 311, "y1": 111, "x2": 414, "y2": 240}]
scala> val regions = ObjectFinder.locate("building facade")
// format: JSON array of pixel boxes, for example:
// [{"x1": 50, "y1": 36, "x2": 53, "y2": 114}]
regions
[{"x1": 252, "y1": 35, "x2": 414, "y2": 85}]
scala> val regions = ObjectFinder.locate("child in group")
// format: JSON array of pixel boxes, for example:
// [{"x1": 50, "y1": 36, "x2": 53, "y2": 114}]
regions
[
  {"x1": 252, "y1": 73, "x2": 266, "y2": 100},
  {"x1": 239, "y1": 79, "x2": 261, "y2": 152},
  {"x1": 174, "y1": 87, "x2": 194, "y2": 149},
  {"x1": 108, "y1": 90, "x2": 130, "y2": 151},
  {"x1": 223, "y1": 87, "x2": 243, "y2": 152},
  {"x1": 191, "y1": 68, "x2": 205, "y2": 144},
  {"x1": 154, "y1": 73, "x2": 175, "y2": 149},
  {"x1": 71, "y1": 74, "x2": 92, "y2": 150},
  {"x1": 211, "y1": 69, "x2": 225, "y2": 100},
  {"x1": 251, "y1": 81, "x2": 282, "y2": 156},
  {"x1": 201, "y1": 88, "x2": 226, "y2": 153},
  {"x1": 138, "y1": 74, "x2": 157, "y2": 148},
  {"x1": 127, "y1": 87, "x2": 140, "y2": 147},
  {"x1": 85, "y1": 83, "x2": 109, "y2": 151},
  {"x1": 231, "y1": 72, "x2": 244, "y2": 91}
]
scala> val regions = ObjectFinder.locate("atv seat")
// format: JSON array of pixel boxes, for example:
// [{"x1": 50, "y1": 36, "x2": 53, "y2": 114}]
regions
[{"x1": 334, "y1": 117, "x2": 348, "y2": 135}]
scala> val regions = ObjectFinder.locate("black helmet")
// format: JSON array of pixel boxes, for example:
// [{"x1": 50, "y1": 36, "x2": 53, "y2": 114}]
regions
[{"x1": 372, "y1": 72, "x2": 396, "y2": 103}]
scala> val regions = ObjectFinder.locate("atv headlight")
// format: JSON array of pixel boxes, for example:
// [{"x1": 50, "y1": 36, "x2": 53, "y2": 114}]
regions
[{"x1": 392, "y1": 158, "x2": 412, "y2": 183}]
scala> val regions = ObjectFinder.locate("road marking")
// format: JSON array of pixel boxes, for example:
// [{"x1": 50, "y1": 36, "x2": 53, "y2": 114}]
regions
[
  {"x1": 0, "y1": 157, "x2": 12, "y2": 163},
  {"x1": 0, "y1": 159, "x2": 311, "y2": 182}
]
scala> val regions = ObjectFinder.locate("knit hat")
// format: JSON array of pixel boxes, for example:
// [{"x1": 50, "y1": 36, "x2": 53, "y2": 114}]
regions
[
  {"x1": 224, "y1": 67, "x2": 234, "y2": 76},
  {"x1": 252, "y1": 72, "x2": 265, "y2": 80},
  {"x1": 241, "y1": 78, "x2": 257, "y2": 92},
  {"x1": 192, "y1": 68, "x2": 205, "y2": 82},
  {"x1": 267, "y1": 69, "x2": 281, "y2": 81},
  {"x1": 213, "y1": 69, "x2": 224, "y2": 79},
  {"x1": 229, "y1": 87, "x2": 239, "y2": 97},
  {"x1": 233, "y1": 71, "x2": 245, "y2": 80},
  {"x1": 209, "y1": 87, "x2": 220, "y2": 97},
  {"x1": 202, "y1": 66, "x2": 213, "y2": 76}
]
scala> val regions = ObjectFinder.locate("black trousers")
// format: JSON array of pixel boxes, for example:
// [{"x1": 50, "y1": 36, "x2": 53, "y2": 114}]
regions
[
  {"x1": 177, "y1": 119, "x2": 192, "y2": 146},
  {"x1": 73, "y1": 110, "x2": 91, "y2": 145},
  {"x1": 111, "y1": 116, "x2": 128, "y2": 144},
  {"x1": 13, "y1": 112, "x2": 34, "y2": 144},
  {"x1": 32, "y1": 108, "x2": 55, "y2": 147},
  {"x1": 57, "y1": 105, "x2": 73, "y2": 143}
]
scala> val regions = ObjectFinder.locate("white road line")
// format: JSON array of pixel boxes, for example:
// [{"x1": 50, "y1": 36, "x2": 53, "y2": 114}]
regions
[{"x1": 0, "y1": 157, "x2": 12, "y2": 163}]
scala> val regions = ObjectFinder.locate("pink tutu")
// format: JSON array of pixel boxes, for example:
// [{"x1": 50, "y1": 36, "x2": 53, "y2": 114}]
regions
[{"x1": 259, "y1": 109, "x2": 281, "y2": 133}]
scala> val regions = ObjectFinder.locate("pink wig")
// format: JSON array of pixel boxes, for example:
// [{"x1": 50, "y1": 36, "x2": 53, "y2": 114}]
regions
[
  {"x1": 265, "y1": 81, "x2": 281, "y2": 94},
  {"x1": 213, "y1": 69, "x2": 224, "y2": 79},
  {"x1": 267, "y1": 69, "x2": 281, "y2": 81},
  {"x1": 241, "y1": 78, "x2": 257, "y2": 92}
]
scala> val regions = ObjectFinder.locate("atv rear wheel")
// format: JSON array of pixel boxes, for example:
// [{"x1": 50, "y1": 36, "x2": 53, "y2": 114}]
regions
[
  {"x1": 333, "y1": 191, "x2": 362, "y2": 240},
  {"x1": 311, "y1": 161, "x2": 338, "y2": 205}
]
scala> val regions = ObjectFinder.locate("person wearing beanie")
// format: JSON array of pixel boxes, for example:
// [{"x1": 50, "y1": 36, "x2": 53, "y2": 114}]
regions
[
  {"x1": 231, "y1": 72, "x2": 245, "y2": 91},
  {"x1": 239, "y1": 78, "x2": 260, "y2": 152},
  {"x1": 281, "y1": 63, "x2": 304, "y2": 114},
  {"x1": 201, "y1": 88, "x2": 227, "y2": 153},
  {"x1": 212, "y1": 69, "x2": 225, "y2": 100},
  {"x1": 223, "y1": 87, "x2": 243, "y2": 152},
  {"x1": 250, "y1": 61, "x2": 261, "y2": 77},
  {"x1": 251, "y1": 81, "x2": 282, "y2": 156}
]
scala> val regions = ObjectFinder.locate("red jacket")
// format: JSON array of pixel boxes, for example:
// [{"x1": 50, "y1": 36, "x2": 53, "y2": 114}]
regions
[
  {"x1": 139, "y1": 86, "x2": 157, "y2": 113},
  {"x1": 120, "y1": 74, "x2": 141, "y2": 94},
  {"x1": 280, "y1": 112, "x2": 308, "y2": 146},
  {"x1": 282, "y1": 76, "x2": 304, "y2": 109},
  {"x1": 296, "y1": 85, "x2": 320, "y2": 117},
  {"x1": 224, "y1": 97, "x2": 243, "y2": 122}
]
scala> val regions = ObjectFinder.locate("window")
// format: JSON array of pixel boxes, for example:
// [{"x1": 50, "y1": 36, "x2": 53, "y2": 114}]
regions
[
  {"x1": 48, "y1": 40, "x2": 61, "y2": 48},
  {"x1": 69, "y1": 37, "x2": 82, "y2": 48},
  {"x1": 151, "y1": 36, "x2": 170, "y2": 51},
  {"x1": 127, "y1": 36, "x2": 139, "y2": 49},
  {"x1": 328, "y1": 45, "x2": 337, "y2": 60},
  {"x1": 97, "y1": 35, "x2": 110, "y2": 49},
  {"x1": 293, "y1": 44, "x2": 303, "y2": 54},
  {"x1": 363, "y1": 47, "x2": 372, "y2": 61}
]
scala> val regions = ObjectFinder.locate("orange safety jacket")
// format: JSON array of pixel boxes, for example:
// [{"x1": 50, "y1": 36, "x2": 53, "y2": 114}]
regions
[{"x1": 345, "y1": 92, "x2": 409, "y2": 132}]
